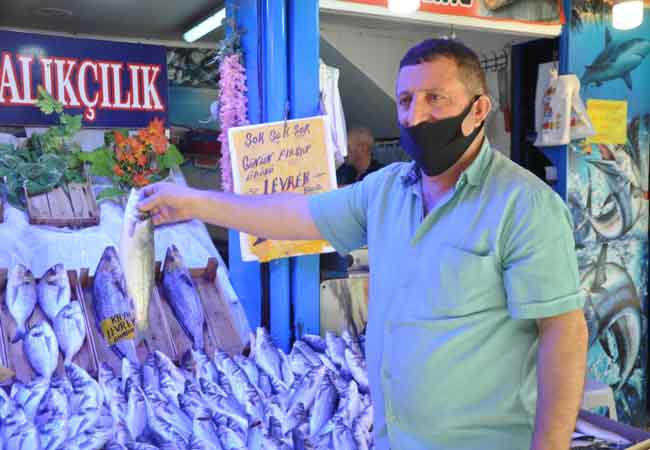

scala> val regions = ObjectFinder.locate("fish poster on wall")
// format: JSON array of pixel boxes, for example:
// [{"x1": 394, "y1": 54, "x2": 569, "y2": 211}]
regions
[{"x1": 567, "y1": 0, "x2": 650, "y2": 426}]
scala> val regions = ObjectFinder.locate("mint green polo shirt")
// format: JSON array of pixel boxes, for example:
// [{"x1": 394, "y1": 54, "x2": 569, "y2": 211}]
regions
[{"x1": 309, "y1": 139, "x2": 584, "y2": 450}]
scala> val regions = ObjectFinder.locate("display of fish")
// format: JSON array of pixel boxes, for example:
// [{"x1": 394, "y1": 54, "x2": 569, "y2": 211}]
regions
[
  {"x1": 37, "y1": 263, "x2": 71, "y2": 322},
  {"x1": 53, "y1": 300, "x2": 87, "y2": 364},
  {"x1": 5, "y1": 264, "x2": 37, "y2": 343},
  {"x1": 0, "y1": 321, "x2": 374, "y2": 450},
  {"x1": 23, "y1": 320, "x2": 59, "y2": 379},
  {"x1": 162, "y1": 245, "x2": 206, "y2": 350},
  {"x1": 120, "y1": 187, "x2": 155, "y2": 344},
  {"x1": 93, "y1": 246, "x2": 139, "y2": 363}
]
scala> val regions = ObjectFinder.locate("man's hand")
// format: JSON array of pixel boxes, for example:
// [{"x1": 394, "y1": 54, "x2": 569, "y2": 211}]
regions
[{"x1": 137, "y1": 182, "x2": 202, "y2": 226}]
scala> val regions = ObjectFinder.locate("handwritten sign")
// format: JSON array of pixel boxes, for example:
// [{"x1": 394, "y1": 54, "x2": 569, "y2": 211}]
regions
[
  {"x1": 585, "y1": 99, "x2": 628, "y2": 145},
  {"x1": 229, "y1": 116, "x2": 336, "y2": 262},
  {"x1": 100, "y1": 313, "x2": 136, "y2": 345}
]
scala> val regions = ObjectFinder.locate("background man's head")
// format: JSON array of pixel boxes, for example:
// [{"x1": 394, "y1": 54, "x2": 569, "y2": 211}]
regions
[{"x1": 347, "y1": 126, "x2": 375, "y2": 169}]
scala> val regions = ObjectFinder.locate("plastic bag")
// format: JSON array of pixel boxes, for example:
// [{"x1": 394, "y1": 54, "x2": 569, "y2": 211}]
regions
[{"x1": 568, "y1": 76, "x2": 596, "y2": 140}]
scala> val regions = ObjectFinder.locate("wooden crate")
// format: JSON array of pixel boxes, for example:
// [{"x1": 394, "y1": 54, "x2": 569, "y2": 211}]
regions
[
  {"x1": 78, "y1": 268, "x2": 177, "y2": 374},
  {"x1": 155, "y1": 258, "x2": 245, "y2": 360},
  {"x1": 0, "y1": 268, "x2": 99, "y2": 384},
  {"x1": 24, "y1": 178, "x2": 100, "y2": 228}
]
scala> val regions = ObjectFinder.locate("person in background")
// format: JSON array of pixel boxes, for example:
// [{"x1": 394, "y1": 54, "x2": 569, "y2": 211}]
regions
[
  {"x1": 336, "y1": 126, "x2": 384, "y2": 186},
  {"x1": 138, "y1": 38, "x2": 588, "y2": 450}
]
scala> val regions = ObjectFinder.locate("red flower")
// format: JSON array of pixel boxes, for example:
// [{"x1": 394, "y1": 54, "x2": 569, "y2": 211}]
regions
[
  {"x1": 133, "y1": 173, "x2": 149, "y2": 187},
  {"x1": 147, "y1": 117, "x2": 165, "y2": 137},
  {"x1": 150, "y1": 134, "x2": 167, "y2": 155},
  {"x1": 113, "y1": 165, "x2": 125, "y2": 177},
  {"x1": 114, "y1": 131, "x2": 128, "y2": 149}
]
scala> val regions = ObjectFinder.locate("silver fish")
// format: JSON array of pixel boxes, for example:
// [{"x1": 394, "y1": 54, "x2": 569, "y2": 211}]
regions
[
  {"x1": 160, "y1": 368, "x2": 184, "y2": 408},
  {"x1": 293, "y1": 341, "x2": 322, "y2": 367},
  {"x1": 10, "y1": 378, "x2": 49, "y2": 421},
  {"x1": 287, "y1": 365, "x2": 327, "y2": 414},
  {"x1": 162, "y1": 245, "x2": 205, "y2": 350},
  {"x1": 37, "y1": 263, "x2": 71, "y2": 322},
  {"x1": 309, "y1": 374, "x2": 338, "y2": 437},
  {"x1": 199, "y1": 378, "x2": 248, "y2": 429},
  {"x1": 124, "y1": 378, "x2": 147, "y2": 441},
  {"x1": 344, "y1": 348, "x2": 369, "y2": 393},
  {"x1": 120, "y1": 187, "x2": 154, "y2": 342},
  {"x1": 121, "y1": 358, "x2": 141, "y2": 393},
  {"x1": 53, "y1": 301, "x2": 86, "y2": 364},
  {"x1": 154, "y1": 351, "x2": 188, "y2": 388},
  {"x1": 66, "y1": 363, "x2": 103, "y2": 414},
  {"x1": 300, "y1": 334, "x2": 327, "y2": 353},
  {"x1": 325, "y1": 332, "x2": 348, "y2": 370},
  {"x1": 234, "y1": 355, "x2": 260, "y2": 387},
  {"x1": 24, "y1": 320, "x2": 59, "y2": 378},
  {"x1": 214, "y1": 350, "x2": 264, "y2": 420},
  {"x1": 341, "y1": 329, "x2": 363, "y2": 358},
  {"x1": 185, "y1": 349, "x2": 221, "y2": 387},
  {"x1": 253, "y1": 328, "x2": 285, "y2": 388},
  {"x1": 332, "y1": 416, "x2": 358, "y2": 450},
  {"x1": 93, "y1": 246, "x2": 139, "y2": 363},
  {"x1": 144, "y1": 393, "x2": 190, "y2": 448},
  {"x1": 142, "y1": 353, "x2": 160, "y2": 392},
  {"x1": 278, "y1": 348, "x2": 295, "y2": 387},
  {"x1": 3, "y1": 417, "x2": 40, "y2": 450},
  {"x1": 6, "y1": 264, "x2": 37, "y2": 343},
  {"x1": 191, "y1": 417, "x2": 224, "y2": 450}
]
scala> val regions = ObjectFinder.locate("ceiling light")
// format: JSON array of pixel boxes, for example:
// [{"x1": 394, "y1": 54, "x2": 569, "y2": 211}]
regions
[
  {"x1": 612, "y1": 0, "x2": 644, "y2": 30},
  {"x1": 183, "y1": 8, "x2": 226, "y2": 43},
  {"x1": 388, "y1": 0, "x2": 420, "y2": 15}
]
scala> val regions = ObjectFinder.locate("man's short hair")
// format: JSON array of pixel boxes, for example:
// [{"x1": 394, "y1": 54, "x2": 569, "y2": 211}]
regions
[
  {"x1": 399, "y1": 39, "x2": 488, "y2": 96},
  {"x1": 348, "y1": 126, "x2": 375, "y2": 149}
]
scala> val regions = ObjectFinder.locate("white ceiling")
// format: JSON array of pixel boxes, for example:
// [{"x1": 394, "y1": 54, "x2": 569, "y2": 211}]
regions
[{"x1": 0, "y1": 0, "x2": 225, "y2": 44}]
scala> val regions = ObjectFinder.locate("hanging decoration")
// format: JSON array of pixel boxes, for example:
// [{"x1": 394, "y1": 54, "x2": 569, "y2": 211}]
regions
[{"x1": 213, "y1": 19, "x2": 248, "y2": 192}]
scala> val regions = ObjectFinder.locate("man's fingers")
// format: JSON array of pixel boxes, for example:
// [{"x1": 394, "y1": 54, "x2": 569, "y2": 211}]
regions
[{"x1": 137, "y1": 192, "x2": 160, "y2": 212}]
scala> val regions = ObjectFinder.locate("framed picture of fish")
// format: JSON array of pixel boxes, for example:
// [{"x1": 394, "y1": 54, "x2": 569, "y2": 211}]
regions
[{"x1": 566, "y1": 0, "x2": 650, "y2": 427}]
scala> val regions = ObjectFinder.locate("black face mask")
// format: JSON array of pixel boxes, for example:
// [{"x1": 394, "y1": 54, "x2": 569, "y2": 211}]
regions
[{"x1": 399, "y1": 96, "x2": 482, "y2": 177}]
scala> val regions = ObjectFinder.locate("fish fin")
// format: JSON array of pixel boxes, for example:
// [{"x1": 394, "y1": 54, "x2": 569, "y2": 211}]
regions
[
  {"x1": 622, "y1": 72, "x2": 633, "y2": 90},
  {"x1": 605, "y1": 27, "x2": 612, "y2": 46},
  {"x1": 599, "y1": 333, "x2": 614, "y2": 359}
]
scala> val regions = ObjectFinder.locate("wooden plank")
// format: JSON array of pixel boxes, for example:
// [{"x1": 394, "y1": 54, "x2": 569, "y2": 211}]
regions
[
  {"x1": 79, "y1": 271, "x2": 177, "y2": 373},
  {"x1": 25, "y1": 180, "x2": 100, "y2": 228},
  {"x1": 0, "y1": 268, "x2": 99, "y2": 384}
]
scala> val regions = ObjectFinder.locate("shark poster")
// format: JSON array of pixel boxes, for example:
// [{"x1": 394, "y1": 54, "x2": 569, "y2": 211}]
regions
[{"x1": 567, "y1": 0, "x2": 650, "y2": 426}]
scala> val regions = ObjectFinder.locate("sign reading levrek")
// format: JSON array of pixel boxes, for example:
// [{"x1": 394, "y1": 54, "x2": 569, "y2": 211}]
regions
[{"x1": 0, "y1": 30, "x2": 168, "y2": 128}]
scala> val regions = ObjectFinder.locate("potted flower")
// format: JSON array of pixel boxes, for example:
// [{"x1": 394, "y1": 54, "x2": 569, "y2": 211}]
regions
[{"x1": 81, "y1": 118, "x2": 183, "y2": 202}]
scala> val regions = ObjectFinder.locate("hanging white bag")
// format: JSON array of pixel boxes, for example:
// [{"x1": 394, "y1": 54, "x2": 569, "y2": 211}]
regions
[
  {"x1": 566, "y1": 75, "x2": 596, "y2": 140},
  {"x1": 534, "y1": 67, "x2": 575, "y2": 147}
]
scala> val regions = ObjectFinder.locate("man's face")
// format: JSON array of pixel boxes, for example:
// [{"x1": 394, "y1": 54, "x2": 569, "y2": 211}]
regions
[
  {"x1": 396, "y1": 57, "x2": 477, "y2": 135},
  {"x1": 347, "y1": 135, "x2": 367, "y2": 165}
]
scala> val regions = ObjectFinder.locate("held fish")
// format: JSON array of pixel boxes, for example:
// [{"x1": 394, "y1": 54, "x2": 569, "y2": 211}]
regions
[
  {"x1": 6, "y1": 264, "x2": 37, "y2": 343},
  {"x1": 162, "y1": 245, "x2": 205, "y2": 350},
  {"x1": 23, "y1": 320, "x2": 59, "y2": 379},
  {"x1": 120, "y1": 187, "x2": 155, "y2": 343},
  {"x1": 53, "y1": 301, "x2": 87, "y2": 364},
  {"x1": 37, "y1": 263, "x2": 71, "y2": 322},
  {"x1": 93, "y1": 246, "x2": 139, "y2": 364}
]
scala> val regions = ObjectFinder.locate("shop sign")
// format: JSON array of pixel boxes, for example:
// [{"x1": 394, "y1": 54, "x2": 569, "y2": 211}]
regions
[
  {"x1": 0, "y1": 30, "x2": 168, "y2": 128},
  {"x1": 339, "y1": 0, "x2": 565, "y2": 25},
  {"x1": 229, "y1": 116, "x2": 337, "y2": 262}
]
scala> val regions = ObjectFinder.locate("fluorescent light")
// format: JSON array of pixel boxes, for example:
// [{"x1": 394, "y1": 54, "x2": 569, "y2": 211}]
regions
[
  {"x1": 183, "y1": 8, "x2": 226, "y2": 42},
  {"x1": 612, "y1": 0, "x2": 643, "y2": 30},
  {"x1": 388, "y1": 0, "x2": 420, "y2": 15}
]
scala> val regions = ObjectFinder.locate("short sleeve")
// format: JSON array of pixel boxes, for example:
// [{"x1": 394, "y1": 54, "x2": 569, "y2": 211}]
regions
[
  {"x1": 502, "y1": 188, "x2": 585, "y2": 319},
  {"x1": 309, "y1": 171, "x2": 380, "y2": 255}
]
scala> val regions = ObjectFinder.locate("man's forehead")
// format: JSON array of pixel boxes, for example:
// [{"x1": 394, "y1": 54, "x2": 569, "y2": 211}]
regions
[{"x1": 396, "y1": 60, "x2": 461, "y2": 93}]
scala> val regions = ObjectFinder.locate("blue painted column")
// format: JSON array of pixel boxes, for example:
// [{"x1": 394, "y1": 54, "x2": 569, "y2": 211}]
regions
[
  {"x1": 261, "y1": 0, "x2": 293, "y2": 352},
  {"x1": 228, "y1": 0, "x2": 263, "y2": 331},
  {"x1": 287, "y1": 0, "x2": 321, "y2": 339}
]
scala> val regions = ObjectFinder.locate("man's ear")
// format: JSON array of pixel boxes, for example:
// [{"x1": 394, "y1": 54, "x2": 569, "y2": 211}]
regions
[{"x1": 475, "y1": 95, "x2": 492, "y2": 124}]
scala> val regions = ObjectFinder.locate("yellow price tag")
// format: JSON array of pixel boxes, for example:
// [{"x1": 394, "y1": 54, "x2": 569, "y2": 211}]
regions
[{"x1": 100, "y1": 313, "x2": 135, "y2": 345}]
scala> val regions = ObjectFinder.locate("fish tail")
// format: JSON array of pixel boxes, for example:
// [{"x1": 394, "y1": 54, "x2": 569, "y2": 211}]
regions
[{"x1": 11, "y1": 326, "x2": 26, "y2": 343}]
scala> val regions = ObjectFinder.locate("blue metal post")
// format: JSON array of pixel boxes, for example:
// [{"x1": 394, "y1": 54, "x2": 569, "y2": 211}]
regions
[
  {"x1": 262, "y1": 0, "x2": 292, "y2": 351},
  {"x1": 287, "y1": 0, "x2": 321, "y2": 339},
  {"x1": 228, "y1": 0, "x2": 263, "y2": 331}
]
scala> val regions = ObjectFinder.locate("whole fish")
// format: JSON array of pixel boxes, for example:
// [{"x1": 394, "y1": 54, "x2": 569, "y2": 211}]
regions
[
  {"x1": 53, "y1": 301, "x2": 87, "y2": 364},
  {"x1": 162, "y1": 245, "x2": 205, "y2": 350},
  {"x1": 345, "y1": 348, "x2": 369, "y2": 393},
  {"x1": 325, "y1": 332, "x2": 348, "y2": 370},
  {"x1": 66, "y1": 363, "x2": 104, "y2": 414},
  {"x1": 309, "y1": 374, "x2": 338, "y2": 437},
  {"x1": 332, "y1": 416, "x2": 358, "y2": 450},
  {"x1": 23, "y1": 320, "x2": 59, "y2": 378},
  {"x1": 253, "y1": 328, "x2": 285, "y2": 388},
  {"x1": 6, "y1": 264, "x2": 37, "y2": 343},
  {"x1": 37, "y1": 263, "x2": 71, "y2": 322},
  {"x1": 120, "y1": 187, "x2": 155, "y2": 343},
  {"x1": 124, "y1": 378, "x2": 147, "y2": 441},
  {"x1": 300, "y1": 334, "x2": 327, "y2": 353},
  {"x1": 93, "y1": 246, "x2": 139, "y2": 363}
]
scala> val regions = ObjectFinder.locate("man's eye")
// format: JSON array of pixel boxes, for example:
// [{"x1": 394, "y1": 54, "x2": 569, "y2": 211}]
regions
[{"x1": 399, "y1": 96, "x2": 411, "y2": 107}]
